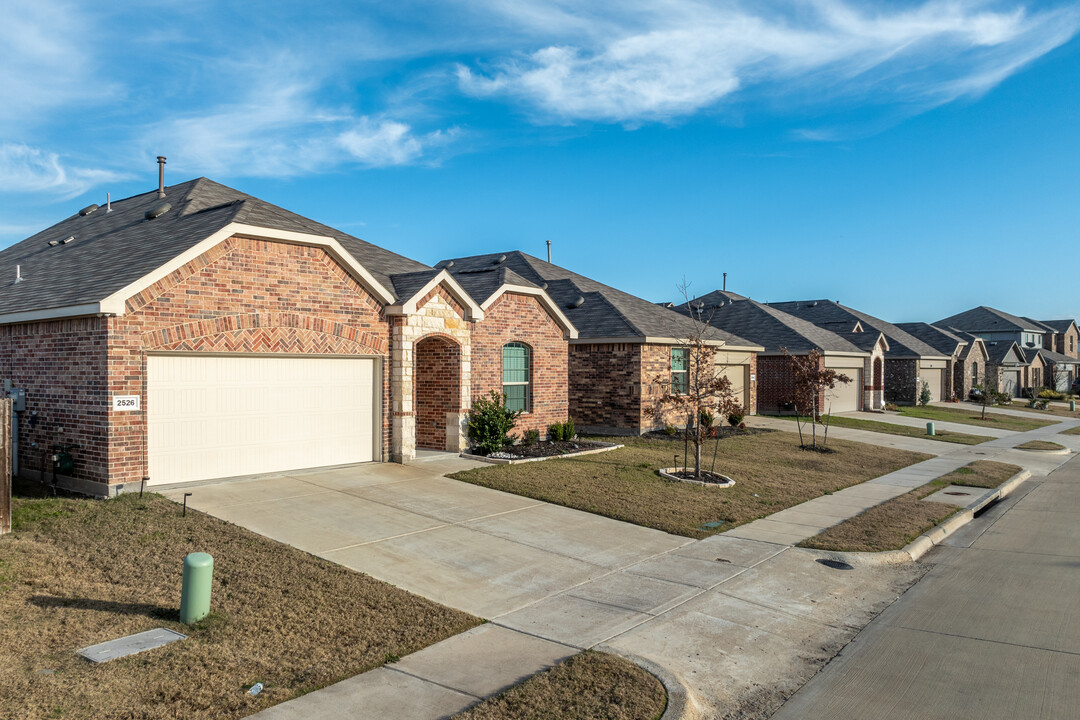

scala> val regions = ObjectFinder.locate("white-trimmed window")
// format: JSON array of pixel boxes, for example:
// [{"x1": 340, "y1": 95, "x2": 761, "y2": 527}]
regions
[
  {"x1": 972, "y1": 362, "x2": 978, "y2": 386},
  {"x1": 502, "y1": 342, "x2": 531, "y2": 412},
  {"x1": 671, "y1": 348, "x2": 689, "y2": 394}
]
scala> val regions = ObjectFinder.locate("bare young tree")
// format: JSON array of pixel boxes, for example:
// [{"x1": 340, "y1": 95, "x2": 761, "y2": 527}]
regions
[
  {"x1": 785, "y1": 348, "x2": 851, "y2": 449},
  {"x1": 652, "y1": 281, "x2": 742, "y2": 479},
  {"x1": 1050, "y1": 362, "x2": 1069, "y2": 395}
]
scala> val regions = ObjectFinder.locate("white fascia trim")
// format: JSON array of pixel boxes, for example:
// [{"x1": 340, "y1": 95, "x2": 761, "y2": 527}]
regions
[
  {"x1": 0, "y1": 303, "x2": 110, "y2": 325},
  {"x1": 385, "y1": 268, "x2": 484, "y2": 321},
  {"x1": 875, "y1": 333, "x2": 890, "y2": 353},
  {"x1": 569, "y1": 336, "x2": 763, "y2": 351},
  {"x1": 480, "y1": 284, "x2": 578, "y2": 339},
  {"x1": 97, "y1": 222, "x2": 398, "y2": 315},
  {"x1": 821, "y1": 350, "x2": 872, "y2": 358}
]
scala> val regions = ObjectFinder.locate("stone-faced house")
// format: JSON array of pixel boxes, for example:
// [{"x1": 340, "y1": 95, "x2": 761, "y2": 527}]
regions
[
  {"x1": 769, "y1": 300, "x2": 950, "y2": 404},
  {"x1": 0, "y1": 178, "x2": 576, "y2": 495},
  {"x1": 439, "y1": 253, "x2": 763, "y2": 434},
  {"x1": 681, "y1": 292, "x2": 884, "y2": 413},
  {"x1": 1039, "y1": 319, "x2": 1080, "y2": 360},
  {"x1": 896, "y1": 323, "x2": 989, "y2": 401}
]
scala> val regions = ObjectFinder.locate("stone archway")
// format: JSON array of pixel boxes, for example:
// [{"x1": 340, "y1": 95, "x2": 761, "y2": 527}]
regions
[{"x1": 414, "y1": 335, "x2": 462, "y2": 451}]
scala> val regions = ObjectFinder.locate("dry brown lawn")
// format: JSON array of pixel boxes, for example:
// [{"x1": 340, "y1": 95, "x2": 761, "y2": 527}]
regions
[
  {"x1": 1062, "y1": 426, "x2": 1080, "y2": 436},
  {"x1": 0, "y1": 484, "x2": 479, "y2": 720},
  {"x1": 452, "y1": 651, "x2": 666, "y2": 720},
  {"x1": 1017, "y1": 440, "x2": 1068, "y2": 451},
  {"x1": 450, "y1": 431, "x2": 931, "y2": 538},
  {"x1": 800, "y1": 460, "x2": 1022, "y2": 553},
  {"x1": 988, "y1": 403, "x2": 1079, "y2": 419}
]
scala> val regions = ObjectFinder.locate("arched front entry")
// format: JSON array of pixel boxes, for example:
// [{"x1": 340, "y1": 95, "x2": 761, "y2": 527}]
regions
[{"x1": 415, "y1": 335, "x2": 462, "y2": 451}]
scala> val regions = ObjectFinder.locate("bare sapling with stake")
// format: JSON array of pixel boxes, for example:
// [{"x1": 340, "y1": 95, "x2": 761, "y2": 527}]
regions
[
  {"x1": 653, "y1": 281, "x2": 742, "y2": 479},
  {"x1": 785, "y1": 348, "x2": 851, "y2": 450}
]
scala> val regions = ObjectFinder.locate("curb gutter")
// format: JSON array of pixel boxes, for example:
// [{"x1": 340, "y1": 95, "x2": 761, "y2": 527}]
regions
[
  {"x1": 810, "y1": 469, "x2": 1032, "y2": 567},
  {"x1": 594, "y1": 645, "x2": 706, "y2": 720}
]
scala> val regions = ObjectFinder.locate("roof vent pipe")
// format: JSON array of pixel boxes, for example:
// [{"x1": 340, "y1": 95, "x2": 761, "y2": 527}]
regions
[
  {"x1": 157, "y1": 156, "x2": 167, "y2": 199},
  {"x1": 106, "y1": 192, "x2": 112, "y2": 213},
  {"x1": 547, "y1": 240, "x2": 551, "y2": 263},
  {"x1": 723, "y1": 272, "x2": 727, "y2": 291},
  {"x1": 14, "y1": 265, "x2": 23, "y2": 284}
]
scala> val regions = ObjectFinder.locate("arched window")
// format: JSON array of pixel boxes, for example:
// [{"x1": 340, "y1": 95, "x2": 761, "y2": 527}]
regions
[{"x1": 502, "y1": 342, "x2": 531, "y2": 412}]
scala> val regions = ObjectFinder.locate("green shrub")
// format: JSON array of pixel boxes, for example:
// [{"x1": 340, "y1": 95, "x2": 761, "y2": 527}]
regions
[
  {"x1": 884, "y1": 402, "x2": 899, "y2": 411},
  {"x1": 466, "y1": 391, "x2": 521, "y2": 455},
  {"x1": 919, "y1": 381, "x2": 932, "y2": 406},
  {"x1": 699, "y1": 408, "x2": 714, "y2": 430},
  {"x1": 1039, "y1": 388, "x2": 1066, "y2": 400},
  {"x1": 522, "y1": 429, "x2": 540, "y2": 446},
  {"x1": 727, "y1": 409, "x2": 744, "y2": 427},
  {"x1": 548, "y1": 422, "x2": 564, "y2": 441},
  {"x1": 663, "y1": 424, "x2": 678, "y2": 436},
  {"x1": 564, "y1": 417, "x2": 575, "y2": 439}
]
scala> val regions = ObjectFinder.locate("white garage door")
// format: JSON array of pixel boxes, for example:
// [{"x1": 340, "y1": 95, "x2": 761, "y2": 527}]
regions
[
  {"x1": 148, "y1": 354, "x2": 379, "y2": 486},
  {"x1": 1001, "y1": 370, "x2": 1021, "y2": 398},
  {"x1": 716, "y1": 363, "x2": 749, "y2": 411},
  {"x1": 826, "y1": 370, "x2": 861, "y2": 413},
  {"x1": 919, "y1": 368, "x2": 943, "y2": 402}
]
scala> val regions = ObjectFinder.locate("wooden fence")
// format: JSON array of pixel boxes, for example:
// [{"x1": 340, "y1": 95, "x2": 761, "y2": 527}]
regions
[{"x1": 0, "y1": 398, "x2": 11, "y2": 535}]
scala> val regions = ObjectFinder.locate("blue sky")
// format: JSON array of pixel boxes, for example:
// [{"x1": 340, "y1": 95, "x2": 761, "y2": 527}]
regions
[{"x1": 2, "y1": 0, "x2": 1078, "y2": 323}]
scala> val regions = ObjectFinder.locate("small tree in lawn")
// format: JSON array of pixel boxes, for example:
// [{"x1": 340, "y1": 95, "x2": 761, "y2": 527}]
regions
[
  {"x1": 1050, "y1": 362, "x2": 1069, "y2": 396},
  {"x1": 786, "y1": 348, "x2": 851, "y2": 450},
  {"x1": 652, "y1": 281, "x2": 742, "y2": 480}
]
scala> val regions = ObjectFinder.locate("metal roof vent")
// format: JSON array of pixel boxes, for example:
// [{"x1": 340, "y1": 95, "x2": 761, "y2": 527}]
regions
[
  {"x1": 145, "y1": 202, "x2": 171, "y2": 220},
  {"x1": 79, "y1": 204, "x2": 99, "y2": 217},
  {"x1": 443, "y1": 260, "x2": 454, "y2": 269},
  {"x1": 14, "y1": 265, "x2": 23, "y2": 284},
  {"x1": 494, "y1": 254, "x2": 507, "y2": 264},
  {"x1": 569, "y1": 296, "x2": 584, "y2": 308},
  {"x1": 540, "y1": 282, "x2": 548, "y2": 290},
  {"x1": 810, "y1": 301, "x2": 818, "y2": 307}
]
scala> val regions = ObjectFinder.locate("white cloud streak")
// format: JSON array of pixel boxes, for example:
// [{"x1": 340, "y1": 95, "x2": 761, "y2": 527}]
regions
[
  {"x1": 458, "y1": 0, "x2": 1080, "y2": 124},
  {"x1": 0, "y1": 144, "x2": 126, "y2": 199}
]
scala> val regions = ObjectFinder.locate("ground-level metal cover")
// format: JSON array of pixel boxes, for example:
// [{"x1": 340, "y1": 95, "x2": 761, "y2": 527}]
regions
[{"x1": 77, "y1": 628, "x2": 187, "y2": 663}]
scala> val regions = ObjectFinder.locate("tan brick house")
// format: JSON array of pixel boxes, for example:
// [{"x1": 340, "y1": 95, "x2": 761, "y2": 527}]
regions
[
  {"x1": 681, "y1": 292, "x2": 884, "y2": 413},
  {"x1": 896, "y1": 323, "x2": 989, "y2": 401},
  {"x1": 1039, "y1": 319, "x2": 1079, "y2": 360},
  {"x1": 0, "y1": 179, "x2": 575, "y2": 495},
  {"x1": 438, "y1": 253, "x2": 762, "y2": 434}
]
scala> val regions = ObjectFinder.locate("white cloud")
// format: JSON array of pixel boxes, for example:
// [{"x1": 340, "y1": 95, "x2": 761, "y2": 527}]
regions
[
  {"x1": 0, "y1": 144, "x2": 125, "y2": 199},
  {"x1": 459, "y1": 0, "x2": 1080, "y2": 124}
]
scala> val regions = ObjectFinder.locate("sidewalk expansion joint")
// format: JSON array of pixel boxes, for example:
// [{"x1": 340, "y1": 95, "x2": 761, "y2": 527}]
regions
[{"x1": 382, "y1": 666, "x2": 483, "y2": 700}]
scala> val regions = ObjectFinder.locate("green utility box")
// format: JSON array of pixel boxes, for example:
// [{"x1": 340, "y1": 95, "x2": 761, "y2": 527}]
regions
[
  {"x1": 926, "y1": 422, "x2": 935, "y2": 436},
  {"x1": 179, "y1": 552, "x2": 214, "y2": 624}
]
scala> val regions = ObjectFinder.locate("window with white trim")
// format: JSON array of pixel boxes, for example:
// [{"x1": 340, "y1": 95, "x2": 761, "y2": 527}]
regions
[
  {"x1": 671, "y1": 348, "x2": 689, "y2": 394},
  {"x1": 502, "y1": 342, "x2": 531, "y2": 412}
]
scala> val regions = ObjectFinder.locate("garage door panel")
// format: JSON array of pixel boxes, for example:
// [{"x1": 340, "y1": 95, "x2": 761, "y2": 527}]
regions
[
  {"x1": 919, "y1": 368, "x2": 943, "y2": 403},
  {"x1": 826, "y1": 370, "x2": 861, "y2": 412},
  {"x1": 148, "y1": 355, "x2": 378, "y2": 486}
]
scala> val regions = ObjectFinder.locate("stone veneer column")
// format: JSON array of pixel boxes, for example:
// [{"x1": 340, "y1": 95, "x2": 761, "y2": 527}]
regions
[{"x1": 391, "y1": 318, "x2": 416, "y2": 463}]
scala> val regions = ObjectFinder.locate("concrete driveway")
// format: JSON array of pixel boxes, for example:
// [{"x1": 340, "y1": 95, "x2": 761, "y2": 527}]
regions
[{"x1": 163, "y1": 455, "x2": 691, "y2": 619}]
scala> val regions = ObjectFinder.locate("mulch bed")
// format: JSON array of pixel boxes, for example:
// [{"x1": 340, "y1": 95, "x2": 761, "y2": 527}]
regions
[{"x1": 471, "y1": 440, "x2": 610, "y2": 459}]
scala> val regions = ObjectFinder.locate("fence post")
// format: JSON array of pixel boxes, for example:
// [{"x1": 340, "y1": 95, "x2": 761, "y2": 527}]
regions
[{"x1": 1, "y1": 398, "x2": 13, "y2": 536}]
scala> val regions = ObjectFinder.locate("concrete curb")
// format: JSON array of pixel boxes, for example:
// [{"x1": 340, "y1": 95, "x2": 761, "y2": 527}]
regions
[
  {"x1": 460, "y1": 443, "x2": 622, "y2": 465},
  {"x1": 594, "y1": 645, "x2": 705, "y2": 720},
  {"x1": 806, "y1": 470, "x2": 1032, "y2": 567},
  {"x1": 1016, "y1": 446, "x2": 1072, "y2": 455}
]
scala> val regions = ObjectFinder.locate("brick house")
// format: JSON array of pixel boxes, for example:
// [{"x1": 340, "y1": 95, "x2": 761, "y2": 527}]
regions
[
  {"x1": 680, "y1": 292, "x2": 884, "y2": 413},
  {"x1": 1039, "y1": 319, "x2": 1079, "y2": 360},
  {"x1": 770, "y1": 300, "x2": 951, "y2": 405},
  {"x1": 0, "y1": 178, "x2": 575, "y2": 495},
  {"x1": 438, "y1": 253, "x2": 763, "y2": 434},
  {"x1": 896, "y1": 323, "x2": 989, "y2": 401},
  {"x1": 1031, "y1": 348, "x2": 1079, "y2": 393},
  {"x1": 979, "y1": 340, "x2": 1029, "y2": 397}
]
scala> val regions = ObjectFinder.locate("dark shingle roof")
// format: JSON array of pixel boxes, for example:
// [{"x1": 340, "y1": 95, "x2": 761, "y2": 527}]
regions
[
  {"x1": 1034, "y1": 347, "x2": 1078, "y2": 365},
  {"x1": 983, "y1": 340, "x2": 1027, "y2": 365},
  {"x1": 0, "y1": 177, "x2": 431, "y2": 315},
  {"x1": 437, "y1": 252, "x2": 760, "y2": 347},
  {"x1": 936, "y1": 306, "x2": 1050, "y2": 334},
  {"x1": 1039, "y1": 319, "x2": 1078, "y2": 334},
  {"x1": 681, "y1": 295, "x2": 865, "y2": 355},
  {"x1": 769, "y1": 300, "x2": 946, "y2": 359},
  {"x1": 894, "y1": 322, "x2": 967, "y2": 357},
  {"x1": 447, "y1": 266, "x2": 538, "y2": 306}
]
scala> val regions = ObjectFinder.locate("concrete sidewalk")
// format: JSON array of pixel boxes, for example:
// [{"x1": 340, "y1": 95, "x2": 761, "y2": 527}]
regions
[{"x1": 842, "y1": 410, "x2": 1013, "y2": 438}]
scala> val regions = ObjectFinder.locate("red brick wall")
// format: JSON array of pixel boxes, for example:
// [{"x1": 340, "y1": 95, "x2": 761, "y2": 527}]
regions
[
  {"x1": 0, "y1": 318, "x2": 109, "y2": 484},
  {"x1": 568, "y1": 344, "x2": 642, "y2": 431},
  {"x1": 471, "y1": 293, "x2": 568, "y2": 438},
  {"x1": 757, "y1": 353, "x2": 825, "y2": 413},
  {"x1": 415, "y1": 336, "x2": 460, "y2": 449}
]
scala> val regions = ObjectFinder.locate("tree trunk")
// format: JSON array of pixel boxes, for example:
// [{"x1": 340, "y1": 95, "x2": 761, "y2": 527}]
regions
[{"x1": 811, "y1": 393, "x2": 818, "y2": 448}]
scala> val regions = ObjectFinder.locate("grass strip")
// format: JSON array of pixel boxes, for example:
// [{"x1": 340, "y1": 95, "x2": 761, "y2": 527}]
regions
[
  {"x1": 1, "y1": 484, "x2": 480, "y2": 720},
  {"x1": 1016, "y1": 440, "x2": 1067, "y2": 451},
  {"x1": 799, "y1": 460, "x2": 1021, "y2": 553},
  {"x1": 452, "y1": 651, "x2": 666, "y2": 720},
  {"x1": 450, "y1": 433, "x2": 930, "y2": 539},
  {"x1": 766, "y1": 414, "x2": 993, "y2": 445},
  {"x1": 1062, "y1": 426, "x2": 1080, "y2": 436},
  {"x1": 896, "y1": 405, "x2": 1056, "y2": 431}
]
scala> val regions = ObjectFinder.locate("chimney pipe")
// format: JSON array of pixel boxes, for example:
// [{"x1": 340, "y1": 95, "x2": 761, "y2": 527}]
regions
[
  {"x1": 723, "y1": 272, "x2": 727, "y2": 292},
  {"x1": 157, "y1": 156, "x2": 167, "y2": 199},
  {"x1": 106, "y1": 192, "x2": 112, "y2": 213},
  {"x1": 546, "y1": 240, "x2": 551, "y2": 263}
]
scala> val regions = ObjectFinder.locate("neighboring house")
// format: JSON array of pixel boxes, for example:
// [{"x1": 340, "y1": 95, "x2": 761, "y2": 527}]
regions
[
  {"x1": 1032, "y1": 348, "x2": 1079, "y2": 392},
  {"x1": 936, "y1": 306, "x2": 1051, "y2": 355},
  {"x1": 439, "y1": 253, "x2": 764, "y2": 434},
  {"x1": 0, "y1": 178, "x2": 576, "y2": 495},
  {"x1": 679, "y1": 292, "x2": 884, "y2": 413},
  {"x1": 1039, "y1": 319, "x2": 1080, "y2": 359},
  {"x1": 896, "y1": 323, "x2": 989, "y2": 401},
  {"x1": 979, "y1": 340, "x2": 1030, "y2": 397},
  {"x1": 768, "y1": 300, "x2": 950, "y2": 405}
]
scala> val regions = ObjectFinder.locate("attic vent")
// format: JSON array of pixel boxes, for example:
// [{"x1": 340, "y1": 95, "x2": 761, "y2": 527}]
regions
[
  {"x1": 810, "y1": 301, "x2": 818, "y2": 307},
  {"x1": 47, "y1": 236, "x2": 74, "y2": 247},
  {"x1": 145, "y1": 202, "x2": 171, "y2": 220},
  {"x1": 444, "y1": 260, "x2": 455, "y2": 269},
  {"x1": 569, "y1": 296, "x2": 584, "y2": 309},
  {"x1": 494, "y1": 254, "x2": 507, "y2": 264},
  {"x1": 79, "y1": 204, "x2": 99, "y2": 217},
  {"x1": 540, "y1": 282, "x2": 548, "y2": 290}
]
